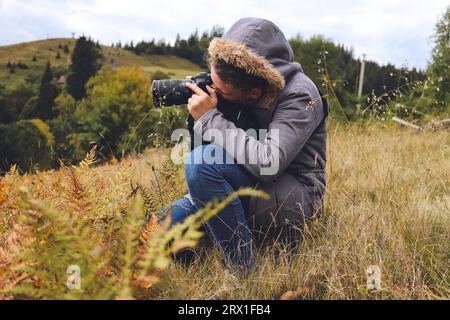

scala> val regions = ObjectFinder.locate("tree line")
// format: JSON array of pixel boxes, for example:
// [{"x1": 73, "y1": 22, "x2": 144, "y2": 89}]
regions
[{"x1": 118, "y1": 25, "x2": 225, "y2": 67}]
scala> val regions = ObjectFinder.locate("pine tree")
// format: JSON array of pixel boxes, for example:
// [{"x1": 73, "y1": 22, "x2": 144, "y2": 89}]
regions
[
  {"x1": 174, "y1": 33, "x2": 181, "y2": 48},
  {"x1": 56, "y1": 52, "x2": 61, "y2": 60},
  {"x1": 209, "y1": 25, "x2": 225, "y2": 40},
  {"x1": 66, "y1": 36, "x2": 103, "y2": 101},
  {"x1": 63, "y1": 44, "x2": 69, "y2": 54},
  {"x1": 34, "y1": 62, "x2": 58, "y2": 119},
  {"x1": 32, "y1": 55, "x2": 37, "y2": 62}
]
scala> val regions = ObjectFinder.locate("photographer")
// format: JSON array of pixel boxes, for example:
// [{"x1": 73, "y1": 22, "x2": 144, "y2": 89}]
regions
[{"x1": 163, "y1": 17, "x2": 327, "y2": 275}]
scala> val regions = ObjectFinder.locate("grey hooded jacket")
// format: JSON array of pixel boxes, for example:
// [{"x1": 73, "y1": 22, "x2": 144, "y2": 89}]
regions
[{"x1": 193, "y1": 17, "x2": 327, "y2": 243}]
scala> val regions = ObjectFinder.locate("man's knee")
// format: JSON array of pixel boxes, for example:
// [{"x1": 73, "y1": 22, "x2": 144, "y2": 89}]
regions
[
  {"x1": 185, "y1": 145, "x2": 231, "y2": 183},
  {"x1": 186, "y1": 144, "x2": 231, "y2": 165}
]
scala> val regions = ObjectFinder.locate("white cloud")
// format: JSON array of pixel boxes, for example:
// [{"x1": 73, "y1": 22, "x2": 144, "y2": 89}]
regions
[{"x1": 0, "y1": 0, "x2": 448, "y2": 69}]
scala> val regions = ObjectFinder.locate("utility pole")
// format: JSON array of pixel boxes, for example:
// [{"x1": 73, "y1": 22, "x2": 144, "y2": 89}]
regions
[
  {"x1": 356, "y1": 53, "x2": 366, "y2": 111},
  {"x1": 358, "y1": 54, "x2": 366, "y2": 98}
]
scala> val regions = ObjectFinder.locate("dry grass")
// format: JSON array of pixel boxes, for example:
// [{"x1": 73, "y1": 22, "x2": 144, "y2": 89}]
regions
[
  {"x1": 1, "y1": 122, "x2": 449, "y2": 299},
  {"x1": 157, "y1": 122, "x2": 450, "y2": 300}
]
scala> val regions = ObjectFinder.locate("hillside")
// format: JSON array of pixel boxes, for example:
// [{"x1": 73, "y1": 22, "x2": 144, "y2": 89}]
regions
[{"x1": 0, "y1": 38, "x2": 203, "y2": 86}]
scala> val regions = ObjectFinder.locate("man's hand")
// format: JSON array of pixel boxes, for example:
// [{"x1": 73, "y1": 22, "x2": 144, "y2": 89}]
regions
[{"x1": 185, "y1": 82, "x2": 218, "y2": 121}]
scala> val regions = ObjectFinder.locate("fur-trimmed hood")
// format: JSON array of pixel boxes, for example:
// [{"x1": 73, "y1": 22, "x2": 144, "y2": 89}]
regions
[{"x1": 208, "y1": 17, "x2": 303, "y2": 109}]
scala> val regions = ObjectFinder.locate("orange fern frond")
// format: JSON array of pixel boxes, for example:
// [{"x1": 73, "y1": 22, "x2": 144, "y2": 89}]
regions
[
  {"x1": 134, "y1": 214, "x2": 161, "y2": 290},
  {"x1": 0, "y1": 178, "x2": 7, "y2": 206},
  {"x1": 138, "y1": 214, "x2": 158, "y2": 256},
  {"x1": 64, "y1": 167, "x2": 92, "y2": 215}
]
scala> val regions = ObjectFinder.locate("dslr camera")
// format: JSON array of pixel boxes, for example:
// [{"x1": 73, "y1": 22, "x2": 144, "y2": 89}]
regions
[{"x1": 151, "y1": 72, "x2": 213, "y2": 107}]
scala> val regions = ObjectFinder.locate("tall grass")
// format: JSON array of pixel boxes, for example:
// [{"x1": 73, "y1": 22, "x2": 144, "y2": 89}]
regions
[
  {"x1": 158, "y1": 121, "x2": 450, "y2": 300},
  {"x1": 1, "y1": 122, "x2": 448, "y2": 299}
]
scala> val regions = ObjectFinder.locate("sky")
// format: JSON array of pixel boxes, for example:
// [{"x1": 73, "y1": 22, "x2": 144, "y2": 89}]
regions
[{"x1": 0, "y1": 0, "x2": 448, "y2": 70}]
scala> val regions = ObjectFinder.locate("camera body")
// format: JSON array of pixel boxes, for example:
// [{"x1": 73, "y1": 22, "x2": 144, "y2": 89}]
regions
[{"x1": 152, "y1": 72, "x2": 213, "y2": 107}]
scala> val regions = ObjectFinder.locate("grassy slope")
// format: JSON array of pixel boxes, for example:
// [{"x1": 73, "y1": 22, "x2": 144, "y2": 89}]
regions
[
  {"x1": 0, "y1": 38, "x2": 203, "y2": 86},
  {"x1": 1, "y1": 123, "x2": 449, "y2": 299}
]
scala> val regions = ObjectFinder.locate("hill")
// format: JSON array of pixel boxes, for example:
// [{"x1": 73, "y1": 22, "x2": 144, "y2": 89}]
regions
[{"x1": 0, "y1": 38, "x2": 203, "y2": 86}]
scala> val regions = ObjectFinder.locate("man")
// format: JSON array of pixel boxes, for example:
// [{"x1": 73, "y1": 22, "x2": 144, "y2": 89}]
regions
[{"x1": 166, "y1": 17, "x2": 327, "y2": 274}]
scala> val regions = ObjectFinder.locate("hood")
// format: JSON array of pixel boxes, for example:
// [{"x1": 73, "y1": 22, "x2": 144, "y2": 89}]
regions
[{"x1": 208, "y1": 17, "x2": 301, "y2": 109}]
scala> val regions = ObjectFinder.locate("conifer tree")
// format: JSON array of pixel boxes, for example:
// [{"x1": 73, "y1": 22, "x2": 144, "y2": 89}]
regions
[
  {"x1": 66, "y1": 36, "x2": 103, "y2": 101},
  {"x1": 34, "y1": 62, "x2": 58, "y2": 119}
]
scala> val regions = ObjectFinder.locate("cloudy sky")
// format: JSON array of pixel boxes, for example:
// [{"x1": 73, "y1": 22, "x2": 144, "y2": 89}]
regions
[{"x1": 0, "y1": 0, "x2": 448, "y2": 70}]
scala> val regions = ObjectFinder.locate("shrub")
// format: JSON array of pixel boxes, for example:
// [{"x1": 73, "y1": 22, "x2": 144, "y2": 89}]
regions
[
  {"x1": 72, "y1": 66, "x2": 152, "y2": 160},
  {"x1": 0, "y1": 119, "x2": 54, "y2": 173}
]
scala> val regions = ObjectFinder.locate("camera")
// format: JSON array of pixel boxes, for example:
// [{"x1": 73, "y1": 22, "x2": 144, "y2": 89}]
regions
[{"x1": 151, "y1": 72, "x2": 213, "y2": 107}]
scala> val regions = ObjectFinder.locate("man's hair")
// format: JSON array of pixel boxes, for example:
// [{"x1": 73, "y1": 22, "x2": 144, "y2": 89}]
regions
[{"x1": 212, "y1": 58, "x2": 268, "y2": 95}]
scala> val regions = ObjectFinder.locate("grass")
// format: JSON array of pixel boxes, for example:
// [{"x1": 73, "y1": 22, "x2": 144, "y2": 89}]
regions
[
  {"x1": 155, "y1": 121, "x2": 449, "y2": 300},
  {"x1": 1, "y1": 121, "x2": 449, "y2": 299},
  {"x1": 0, "y1": 38, "x2": 203, "y2": 86}
]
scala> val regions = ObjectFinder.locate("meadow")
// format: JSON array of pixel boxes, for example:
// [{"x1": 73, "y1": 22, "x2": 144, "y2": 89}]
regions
[{"x1": 1, "y1": 120, "x2": 448, "y2": 300}]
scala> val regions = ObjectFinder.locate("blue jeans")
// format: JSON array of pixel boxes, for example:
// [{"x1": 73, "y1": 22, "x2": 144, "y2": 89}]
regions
[{"x1": 164, "y1": 144, "x2": 258, "y2": 272}]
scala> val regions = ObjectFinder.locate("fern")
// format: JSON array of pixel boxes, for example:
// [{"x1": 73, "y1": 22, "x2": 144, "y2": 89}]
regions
[
  {"x1": 138, "y1": 214, "x2": 158, "y2": 256},
  {"x1": 2, "y1": 155, "x2": 268, "y2": 299},
  {"x1": 159, "y1": 159, "x2": 179, "y2": 186},
  {"x1": 135, "y1": 182, "x2": 168, "y2": 221},
  {"x1": 141, "y1": 158, "x2": 186, "y2": 218},
  {"x1": 10, "y1": 187, "x2": 116, "y2": 300},
  {"x1": 77, "y1": 145, "x2": 97, "y2": 170},
  {"x1": 0, "y1": 178, "x2": 7, "y2": 207},
  {"x1": 115, "y1": 194, "x2": 144, "y2": 299},
  {"x1": 1, "y1": 165, "x2": 20, "y2": 196},
  {"x1": 97, "y1": 162, "x2": 135, "y2": 247},
  {"x1": 65, "y1": 167, "x2": 93, "y2": 216}
]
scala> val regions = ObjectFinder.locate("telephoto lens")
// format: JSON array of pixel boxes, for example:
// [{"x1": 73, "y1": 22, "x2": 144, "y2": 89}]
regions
[{"x1": 152, "y1": 72, "x2": 213, "y2": 107}]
